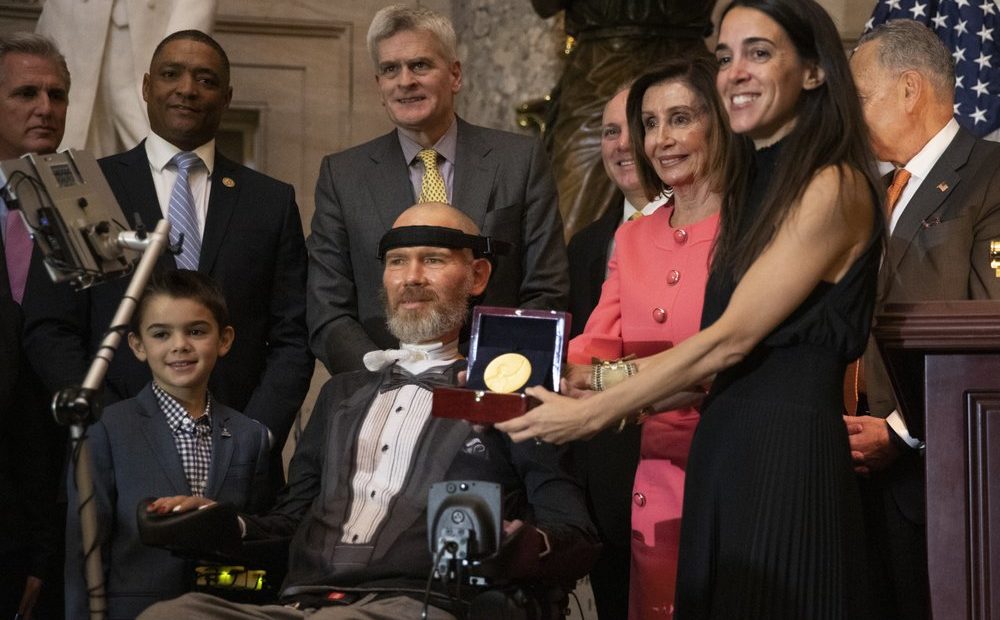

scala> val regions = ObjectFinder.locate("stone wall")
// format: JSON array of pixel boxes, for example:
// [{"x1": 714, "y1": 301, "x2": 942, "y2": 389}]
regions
[{"x1": 450, "y1": 0, "x2": 565, "y2": 134}]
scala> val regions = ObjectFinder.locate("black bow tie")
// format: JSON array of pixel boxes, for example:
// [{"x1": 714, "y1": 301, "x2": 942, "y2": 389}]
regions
[{"x1": 378, "y1": 362, "x2": 465, "y2": 394}]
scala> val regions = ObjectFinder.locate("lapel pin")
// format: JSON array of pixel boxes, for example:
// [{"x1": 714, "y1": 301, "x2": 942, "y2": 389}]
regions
[
  {"x1": 221, "y1": 425, "x2": 231, "y2": 438},
  {"x1": 936, "y1": 182, "x2": 949, "y2": 192},
  {"x1": 222, "y1": 177, "x2": 236, "y2": 188}
]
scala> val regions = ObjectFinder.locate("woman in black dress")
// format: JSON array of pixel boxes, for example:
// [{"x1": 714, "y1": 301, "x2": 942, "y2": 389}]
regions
[{"x1": 499, "y1": 0, "x2": 881, "y2": 616}]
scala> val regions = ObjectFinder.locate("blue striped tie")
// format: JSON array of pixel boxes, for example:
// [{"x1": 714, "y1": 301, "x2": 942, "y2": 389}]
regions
[{"x1": 168, "y1": 151, "x2": 203, "y2": 270}]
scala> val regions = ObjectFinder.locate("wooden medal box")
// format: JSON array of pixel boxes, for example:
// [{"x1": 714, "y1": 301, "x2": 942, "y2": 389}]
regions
[{"x1": 432, "y1": 306, "x2": 571, "y2": 424}]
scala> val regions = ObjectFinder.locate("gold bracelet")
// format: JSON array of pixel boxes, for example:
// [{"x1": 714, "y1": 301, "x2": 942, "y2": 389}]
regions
[
  {"x1": 590, "y1": 356, "x2": 638, "y2": 391},
  {"x1": 615, "y1": 405, "x2": 655, "y2": 433}
]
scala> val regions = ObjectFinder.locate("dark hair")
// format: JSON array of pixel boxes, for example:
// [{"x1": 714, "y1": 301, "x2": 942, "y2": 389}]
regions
[
  {"x1": 150, "y1": 30, "x2": 230, "y2": 85},
  {"x1": 626, "y1": 55, "x2": 742, "y2": 201},
  {"x1": 712, "y1": 0, "x2": 881, "y2": 279},
  {"x1": 0, "y1": 32, "x2": 70, "y2": 90},
  {"x1": 130, "y1": 269, "x2": 230, "y2": 333}
]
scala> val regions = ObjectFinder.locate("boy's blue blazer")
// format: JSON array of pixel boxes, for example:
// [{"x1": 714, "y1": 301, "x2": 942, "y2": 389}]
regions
[{"x1": 65, "y1": 383, "x2": 270, "y2": 620}]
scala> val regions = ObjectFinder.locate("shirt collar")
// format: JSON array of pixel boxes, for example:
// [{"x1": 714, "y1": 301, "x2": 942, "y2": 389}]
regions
[
  {"x1": 621, "y1": 192, "x2": 671, "y2": 225},
  {"x1": 145, "y1": 132, "x2": 217, "y2": 176},
  {"x1": 152, "y1": 382, "x2": 212, "y2": 432},
  {"x1": 901, "y1": 118, "x2": 960, "y2": 182},
  {"x1": 397, "y1": 338, "x2": 462, "y2": 374},
  {"x1": 398, "y1": 116, "x2": 458, "y2": 166}
]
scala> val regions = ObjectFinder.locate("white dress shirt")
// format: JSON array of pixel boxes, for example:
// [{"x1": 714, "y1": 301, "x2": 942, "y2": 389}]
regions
[
  {"x1": 883, "y1": 118, "x2": 960, "y2": 448},
  {"x1": 144, "y1": 132, "x2": 216, "y2": 236}
]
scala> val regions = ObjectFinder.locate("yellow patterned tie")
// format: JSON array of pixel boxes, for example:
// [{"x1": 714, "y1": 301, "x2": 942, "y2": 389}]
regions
[
  {"x1": 417, "y1": 149, "x2": 448, "y2": 204},
  {"x1": 627, "y1": 211, "x2": 644, "y2": 222}
]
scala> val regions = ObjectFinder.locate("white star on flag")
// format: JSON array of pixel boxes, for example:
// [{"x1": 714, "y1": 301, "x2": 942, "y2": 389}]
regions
[{"x1": 866, "y1": 0, "x2": 1000, "y2": 138}]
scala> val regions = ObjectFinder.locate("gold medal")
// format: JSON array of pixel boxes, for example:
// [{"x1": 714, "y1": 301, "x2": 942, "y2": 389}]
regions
[{"x1": 483, "y1": 353, "x2": 533, "y2": 393}]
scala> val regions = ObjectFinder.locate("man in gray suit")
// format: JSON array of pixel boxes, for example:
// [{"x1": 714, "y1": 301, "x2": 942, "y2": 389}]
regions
[
  {"x1": 847, "y1": 19, "x2": 1000, "y2": 620},
  {"x1": 307, "y1": 4, "x2": 569, "y2": 375}
]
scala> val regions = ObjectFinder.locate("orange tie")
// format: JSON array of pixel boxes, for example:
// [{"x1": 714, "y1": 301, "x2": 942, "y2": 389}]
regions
[
  {"x1": 627, "y1": 211, "x2": 644, "y2": 222},
  {"x1": 885, "y1": 167, "x2": 911, "y2": 216},
  {"x1": 844, "y1": 170, "x2": 911, "y2": 414},
  {"x1": 843, "y1": 358, "x2": 865, "y2": 416}
]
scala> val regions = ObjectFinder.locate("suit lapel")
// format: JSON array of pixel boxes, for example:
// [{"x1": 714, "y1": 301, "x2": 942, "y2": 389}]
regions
[
  {"x1": 135, "y1": 385, "x2": 190, "y2": 495},
  {"x1": 452, "y1": 118, "x2": 495, "y2": 228},
  {"x1": 204, "y1": 397, "x2": 234, "y2": 499},
  {"x1": 106, "y1": 143, "x2": 175, "y2": 271},
  {"x1": 200, "y1": 153, "x2": 240, "y2": 274},
  {"x1": 327, "y1": 368, "x2": 472, "y2": 562},
  {"x1": 367, "y1": 131, "x2": 417, "y2": 231},
  {"x1": 372, "y1": 418, "x2": 470, "y2": 561},
  {"x1": 0, "y1": 230, "x2": 12, "y2": 301},
  {"x1": 887, "y1": 130, "x2": 972, "y2": 277}
]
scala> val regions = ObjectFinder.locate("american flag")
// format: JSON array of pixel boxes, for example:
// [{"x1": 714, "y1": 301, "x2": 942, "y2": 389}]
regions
[{"x1": 864, "y1": 0, "x2": 1000, "y2": 139}]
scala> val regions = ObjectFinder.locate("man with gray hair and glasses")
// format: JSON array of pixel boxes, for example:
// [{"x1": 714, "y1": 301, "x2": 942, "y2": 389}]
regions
[
  {"x1": 848, "y1": 18, "x2": 1000, "y2": 619},
  {"x1": 307, "y1": 4, "x2": 569, "y2": 376}
]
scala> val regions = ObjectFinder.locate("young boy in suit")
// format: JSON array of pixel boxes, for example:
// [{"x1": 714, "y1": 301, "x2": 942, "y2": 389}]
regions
[{"x1": 65, "y1": 270, "x2": 271, "y2": 620}]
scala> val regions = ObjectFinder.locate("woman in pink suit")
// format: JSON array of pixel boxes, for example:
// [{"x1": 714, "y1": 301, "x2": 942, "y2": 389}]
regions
[{"x1": 567, "y1": 56, "x2": 735, "y2": 618}]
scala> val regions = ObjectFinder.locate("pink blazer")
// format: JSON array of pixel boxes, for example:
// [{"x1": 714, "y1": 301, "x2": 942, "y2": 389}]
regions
[{"x1": 568, "y1": 205, "x2": 720, "y2": 364}]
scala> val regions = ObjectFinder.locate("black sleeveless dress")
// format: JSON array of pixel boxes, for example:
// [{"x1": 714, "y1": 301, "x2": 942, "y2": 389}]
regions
[{"x1": 674, "y1": 142, "x2": 880, "y2": 619}]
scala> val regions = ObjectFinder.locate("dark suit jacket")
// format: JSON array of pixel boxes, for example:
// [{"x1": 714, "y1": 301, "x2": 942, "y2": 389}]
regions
[
  {"x1": 64, "y1": 384, "x2": 270, "y2": 620},
  {"x1": 0, "y1": 234, "x2": 63, "y2": 583},
  {"x1": 566, "y1": 195, "x2": 623, "y2": 338},
  {"x1": 306, "y1": 118, "x2": 569, "y2": 374},
  {"x1": 864, "y1": 127, "x2": 1000, "y2": 523},
  {"x1": 242, "y1": 366, "x2": 599, "y2": 594},
  {"x1": 22, "y1": 141, "x2": 313, "y2": 450},
  {"x1": 0, "y1": 236, "x2": 17, "y2": 407}
]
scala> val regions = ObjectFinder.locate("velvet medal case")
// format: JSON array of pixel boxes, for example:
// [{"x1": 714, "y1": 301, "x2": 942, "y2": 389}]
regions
[{"x1": 432, "y1": 306, "x2": 570, "y2": 424}]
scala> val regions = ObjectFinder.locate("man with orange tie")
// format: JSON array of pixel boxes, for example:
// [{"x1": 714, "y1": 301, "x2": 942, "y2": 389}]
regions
[
  {"x1": 0, "y1": 32, "x2": 70, "y2": 620},
  {"x1": 307, "y1": 4, "x2": 568, "y2": 376},
  {"x1": 848, "y1": 19, "x2": 1000, "y2": 620}
]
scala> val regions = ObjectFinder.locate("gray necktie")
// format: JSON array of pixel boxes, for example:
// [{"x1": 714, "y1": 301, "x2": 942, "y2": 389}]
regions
[{"x1": 168, "y1": 151, "x2": 203, "y2": 270}]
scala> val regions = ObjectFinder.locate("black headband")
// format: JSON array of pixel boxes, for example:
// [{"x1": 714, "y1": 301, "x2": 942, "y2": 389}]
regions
[{"x1": 377, "y1": 225, "x2": 510, "y2": 259}]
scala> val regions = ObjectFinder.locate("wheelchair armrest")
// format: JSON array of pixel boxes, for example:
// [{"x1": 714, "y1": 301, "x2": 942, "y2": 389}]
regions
[{"x1": 137, "y1": 497, "x2": 242, "y2": 559}]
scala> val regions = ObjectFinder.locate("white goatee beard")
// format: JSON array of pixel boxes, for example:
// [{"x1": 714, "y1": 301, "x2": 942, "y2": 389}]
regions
[{"x1": 383, "y1": 275, "x2": 473, "y2": 344}]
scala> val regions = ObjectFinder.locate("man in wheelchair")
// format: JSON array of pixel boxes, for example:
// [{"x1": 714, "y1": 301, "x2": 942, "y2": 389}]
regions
[{"x1": 138, "y1": 203, "x2": 599, "y2": 619}]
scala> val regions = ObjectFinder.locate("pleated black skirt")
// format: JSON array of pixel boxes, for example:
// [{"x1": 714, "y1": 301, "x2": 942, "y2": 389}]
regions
[{"x1": 674, "y1": 345, "x2": 876, "y2": 620}]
